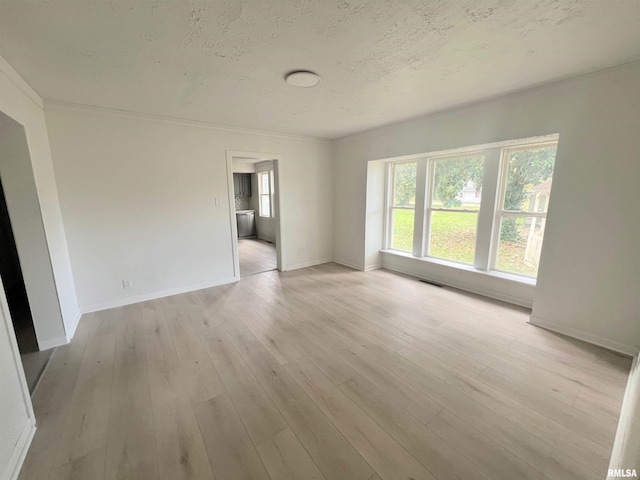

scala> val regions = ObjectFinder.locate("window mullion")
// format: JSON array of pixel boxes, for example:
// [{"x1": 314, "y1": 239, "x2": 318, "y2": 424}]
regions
[
  {"x1": 424, "y1": 159, "x2": 435, "y2": 257},
  {"x1": 474, "y1": 148, "x2": 501, "y2": 270},
  {"x1": 412, "y1": 159, "x2": 428, "y2": 257},
  {"x1": 383, "y1": 163, "x2": 393, "y2": 249}
]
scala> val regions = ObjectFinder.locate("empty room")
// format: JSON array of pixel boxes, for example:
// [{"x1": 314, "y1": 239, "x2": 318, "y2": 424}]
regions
[{"x1": 1, "y1": 2, "x2": 639, "y2": 480}]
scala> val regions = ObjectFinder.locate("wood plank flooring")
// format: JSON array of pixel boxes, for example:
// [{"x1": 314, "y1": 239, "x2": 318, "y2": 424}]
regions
[
  {"x1": 19, "y1": 263, "x2": 631, "y2": 480},
  {"x1": 239, "y1": 238, "x2": 277, "y2": 276}
]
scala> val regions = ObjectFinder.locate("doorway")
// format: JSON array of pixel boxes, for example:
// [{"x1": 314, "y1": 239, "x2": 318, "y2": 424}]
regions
[
  {"x1": 226, "y1": 151, "x2": 284, "y2": 277},
  {"x1": 0, "y1": 179, "x2": 52, "y2": 392},
  {"x1": 0, "y1": 110, "x2": 64, "y2": 394}
]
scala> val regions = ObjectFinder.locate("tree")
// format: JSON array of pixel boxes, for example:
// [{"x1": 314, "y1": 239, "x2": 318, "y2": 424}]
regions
[
  {"x1": 433, "y1": 156, "x2": 484, "y2": 207},
  {"x1": 431, "y1": 148, "x2": 555, "y2": 241},
  {"x1": 393, "y1": 162, "x2": 417, "y2": 206},
  {"x1": 500, "y1": 146, "x2": 556, "y2": 241}
]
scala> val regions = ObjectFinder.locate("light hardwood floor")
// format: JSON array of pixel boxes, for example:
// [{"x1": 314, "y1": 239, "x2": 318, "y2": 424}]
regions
[
  {"x1": 19, "y1": 263, "x2": 631, "y2": 480},
  {"x1": 239, "y1": 238, "x2": 277, "y2": 276}
]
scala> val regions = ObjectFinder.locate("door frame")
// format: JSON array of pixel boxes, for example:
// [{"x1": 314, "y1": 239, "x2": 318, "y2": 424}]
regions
[{"x1": 225, "y1": 150, "x2": 285, "y2": 278}]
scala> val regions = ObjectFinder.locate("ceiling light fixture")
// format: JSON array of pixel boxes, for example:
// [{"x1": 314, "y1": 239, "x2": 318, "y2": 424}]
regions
[{"x1": 285, "y1": 70, "x2": 321, "y2": 88}]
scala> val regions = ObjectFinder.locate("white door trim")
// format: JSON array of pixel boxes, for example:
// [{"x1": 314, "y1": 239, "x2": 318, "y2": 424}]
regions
[
  {"x1": 225, "y1": 150, "x2": 285, "y2": 277},
  {"x1": 0, "y1": 274, "x2": 36, "y2": 480}
]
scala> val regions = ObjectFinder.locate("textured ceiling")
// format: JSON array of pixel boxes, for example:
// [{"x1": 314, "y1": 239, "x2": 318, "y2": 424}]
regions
[{"x1": 1, "y1": 1, "x2": 640, "y2": 139}]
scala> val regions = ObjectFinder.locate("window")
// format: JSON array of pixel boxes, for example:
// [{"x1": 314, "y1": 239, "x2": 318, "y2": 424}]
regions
[
  {"x1": 387, "y1": 162, "x2": 417, "y2": 252},
  {"x1": 428, "y1": 154, "x2": 484, "y2": 264},
  {"x1": 493, "y1": 144, "x2": 556, "y2": 276},
  {"x1": 258, "y1": 170, "x2": 275, "y2": 218},
  {"x1": 385, "y1": 136, "x2": 558, "y2": 278}
]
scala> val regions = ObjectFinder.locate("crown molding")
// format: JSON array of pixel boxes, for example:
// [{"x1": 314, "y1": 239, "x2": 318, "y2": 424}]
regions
[
  {"x1": 43, "y1": 99, "x2": 332, "y2": 144},
  {"x1": 0, "y1": 55, "x2": 43, "y2": 109}
]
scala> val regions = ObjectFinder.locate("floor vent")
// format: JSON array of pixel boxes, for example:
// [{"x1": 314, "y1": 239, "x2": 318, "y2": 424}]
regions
[{"x1": 419, "y1": 279, "x2": 444, "y2": 288}]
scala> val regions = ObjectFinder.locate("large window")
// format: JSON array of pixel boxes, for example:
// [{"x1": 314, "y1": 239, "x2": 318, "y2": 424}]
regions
[
  {"x1": 258, "y1": 170, "x2": 275, "y2": 218},
  {"x1": 385, "y1": 136, "x2": 558, "y2": 278}
]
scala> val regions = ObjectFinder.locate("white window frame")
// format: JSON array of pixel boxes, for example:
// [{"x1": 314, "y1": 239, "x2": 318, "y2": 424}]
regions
[
  {"x1": 258, "y1": 170, "x2": 275, "y2": 218},
  {"x1": 489, "y1": 141, "x2": 558, "y2": 276},
  {"x1": 424, "y1": 150, "x2": 486, "y2": 266},
  {"x1": 385, "y1": 161, "x2": 418, "y2": 253},
  {"x1": 383, "y1": 134, "x2": 559, "y2": 278}
]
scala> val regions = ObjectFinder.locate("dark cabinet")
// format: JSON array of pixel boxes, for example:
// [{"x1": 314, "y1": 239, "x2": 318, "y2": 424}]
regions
[{"x1": 233, "y1": 173, "x2": 252, "y2": 197}]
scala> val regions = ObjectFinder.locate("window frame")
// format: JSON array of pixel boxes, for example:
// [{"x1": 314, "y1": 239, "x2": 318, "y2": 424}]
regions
[
  {"x1": 488, "y1": 141, "x2": 557, "y2": 277},
  {"x1": 425, "y1": 151, "x2": 486, "y2": 266},
  {"x1": 385, "y1": 160, "x2": 418, "y2": 253},
  {"x1": 258, "y1": 170, "x2": 275, "y2": 219},
  {"x1": 383, "y1": 135, "x2": 558, "y2": 279}
]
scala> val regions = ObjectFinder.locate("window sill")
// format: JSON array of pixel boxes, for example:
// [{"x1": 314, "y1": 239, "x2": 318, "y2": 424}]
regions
[{"x1": 380, "y1": 249, "x2": 536, "y2": 287}]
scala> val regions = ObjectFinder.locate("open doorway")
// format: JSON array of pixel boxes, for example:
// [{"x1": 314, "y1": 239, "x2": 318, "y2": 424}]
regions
[
  {"x1": 0, "y1": 177, "x2": 53, "y2": 392},
  {"x1": 226, "y1": 151, "x2": 284, "y2": 277},
  {"x1": 0, "y1": 110, "x2": 64, "y2": 394}
]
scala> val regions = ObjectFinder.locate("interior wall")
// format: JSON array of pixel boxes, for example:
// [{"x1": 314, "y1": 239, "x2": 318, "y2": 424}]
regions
[
  {"x1": 45, "y1": 104, "x2": 334, "y2": 311},
  {"x1": 0, "y1": 55, "x2": 77, "y2": 348},
  {"x1": 364, "y1": 160, "x2": 386, "y2": 270},
  {"x1": 249, "y1": 174, "x2": 259, "y2": 220},
  {"x1": 334, "y1": 60, "x2": 640, "y2": 354}
]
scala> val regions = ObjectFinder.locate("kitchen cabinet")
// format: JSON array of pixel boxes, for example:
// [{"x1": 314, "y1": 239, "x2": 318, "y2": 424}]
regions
[{"x1": 233, "y1": 173, "x2": 252, "y2": 197}]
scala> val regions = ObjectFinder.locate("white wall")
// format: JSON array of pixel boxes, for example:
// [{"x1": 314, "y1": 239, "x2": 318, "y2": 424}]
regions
[
  {"x1": 0, "y1": 55, "x2": 78, "y2": 348},
  {"x1": 45, "y1": 104, "x2": 334, "y2": 312},
  {"x1": 232, "y1": 161, "x2": 257, "y2": 174},
  {"x1": 249, "y1": 174, "x2": 259, "y2": 217},
  {"x1": 363, "y1": 160, "x2": 386, "y2": 271},
  {"x1": 334, "y1": 60, "x2": 640, "y2": 354}
]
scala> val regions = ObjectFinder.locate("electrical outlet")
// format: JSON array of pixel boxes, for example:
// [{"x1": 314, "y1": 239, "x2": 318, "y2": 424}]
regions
[{"x1": 122, "y1": 279, "x2": 133, "y2": 290}]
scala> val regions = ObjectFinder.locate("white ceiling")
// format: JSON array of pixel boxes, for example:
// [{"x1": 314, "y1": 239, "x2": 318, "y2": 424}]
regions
[{"x1": 1, "y1": 1, "x2": 639, "y2": 139}]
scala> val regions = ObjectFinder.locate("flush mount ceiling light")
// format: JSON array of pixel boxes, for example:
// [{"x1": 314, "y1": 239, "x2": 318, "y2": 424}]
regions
[{"x1": 285, "y1": 70, "x2": 321, "y2": 88}]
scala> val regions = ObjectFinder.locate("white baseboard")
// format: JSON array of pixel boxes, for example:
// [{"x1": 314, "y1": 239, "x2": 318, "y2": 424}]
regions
[
  {"x1": 37, "y1": 335, "x2": 68, "y2": 351},
  {"x1": 528, "y1": 316, "x2": 639, "y2": 356},
  {"x1": 285, "y1": 258, "x2": 333, "y2": 271},
  {"x1": 80, "y1": 276, "x2": 239, "y2": 314},
  {"x1": 64, "y1": 309, "x2": 82, "y2": 342},
  {"x1": 37, "y1": 310, "x2": 81, "y2": 349},
  {"x1": 257, "y1": 235, "x2": 276, "y2": 243},
  {"x1": 364, "y1": 263, "x2": 382, "y2": 272},
  {"x1": 332, "y1": 258, "x2": 365, "y2": 271},
  {"x1": 2, "y1": 419, "x2": 36, "y2": 480}
]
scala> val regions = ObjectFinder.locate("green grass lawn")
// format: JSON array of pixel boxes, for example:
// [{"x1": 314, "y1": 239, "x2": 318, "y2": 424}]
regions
[{"x1": 392, "y1": 208, "x2": 538, "y2": 276}]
